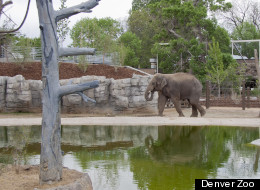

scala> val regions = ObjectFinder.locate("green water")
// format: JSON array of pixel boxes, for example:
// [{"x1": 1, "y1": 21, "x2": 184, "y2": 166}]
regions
[{"x1": 0, "y1": 125, "x2": 260, "y2": 190}]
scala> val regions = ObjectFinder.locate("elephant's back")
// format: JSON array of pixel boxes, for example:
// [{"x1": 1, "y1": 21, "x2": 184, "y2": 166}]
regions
[
  {"x1": 168, "y1": 73, "x2": 201, "y2": 85},
  {"x1": 168, "y1": 73, "x2": 203, "y2": 94}
]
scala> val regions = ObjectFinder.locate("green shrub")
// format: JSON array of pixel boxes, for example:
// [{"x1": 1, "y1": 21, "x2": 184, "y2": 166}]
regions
[
  {"x1": 77, "y1": 55, "x2": 89, "y2": 73},
  {"x1": 251, "y1": 88, "x2": 260, "y2": 97}
]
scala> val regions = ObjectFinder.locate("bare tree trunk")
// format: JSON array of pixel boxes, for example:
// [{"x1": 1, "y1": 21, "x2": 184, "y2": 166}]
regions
[
  {"x1": 217, "y1": 81, "x2": 221, "y2": 99},
  {"x1": 36, "y1": 0, "x2": 100, "y2": 184},
  {"x1": 254, "y1": 49, "x2": 260, "y2": 88},
  {"x1": 36, "y1": 1, "x2": 62, "y2": 183}
]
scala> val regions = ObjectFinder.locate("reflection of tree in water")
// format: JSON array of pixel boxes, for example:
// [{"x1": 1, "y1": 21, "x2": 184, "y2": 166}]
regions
[
  {"x1": 0, "y1": 126, "x2": 40, "y2": 168},
  {"x1": 205, "y1": 127, "x2": 260, "y2": 178},
  {"x1": 73, "y1": 149, "x2": 126, "y2": 189},
  {"x1": 128, "y1": 126, "x2": 253, "y2": 190},
  {"x1": 65, "y1": 125, "x2": 138, "y2": 190},
  {"x1": 144, "y1": 126, "x2": 233, "y2": 168},
  {"x1": 145, "y1": 126, "x2": 203, "y2": 163},
  {"x1": 201, "y1": 127, "x2": 260, "y2": 178},
  {"x1": 128, "y1": 126, "x2": 206, "y2": 189}
]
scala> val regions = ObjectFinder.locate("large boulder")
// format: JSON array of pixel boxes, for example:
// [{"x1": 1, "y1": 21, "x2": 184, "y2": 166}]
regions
[{"x1": 5, "y1": 75, "x2": 32, "y2": 112}]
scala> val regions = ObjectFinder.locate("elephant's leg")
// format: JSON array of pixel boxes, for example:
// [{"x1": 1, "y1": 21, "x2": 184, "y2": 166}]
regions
[
  {"x1": 191, "y1": 104, "x2": 198, "y2": 117},
  {"x1": 190, "y1": 98, "x2": 206, "y2": 117},
  {"x1": 197, "y1": 104, "x2": 206, "y2": 117},
  {"x1": 172, "y1": 98, "x2": 184, "y2": 117},
  {"x1": 158, "y1": 93, "x2": 167, "y2": 116}
]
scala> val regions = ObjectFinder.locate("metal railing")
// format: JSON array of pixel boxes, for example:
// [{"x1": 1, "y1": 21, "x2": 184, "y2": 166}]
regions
[
  {"x1": 0, "y1": 45, "x2": 42, "y2": 62},
  {"x1": 0, "y1": 45, "x2": 121, "y2": 65}
]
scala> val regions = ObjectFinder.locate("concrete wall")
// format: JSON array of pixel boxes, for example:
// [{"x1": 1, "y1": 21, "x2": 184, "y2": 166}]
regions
[{"x1": 0, "y1": 74, "x2": 158, "y2": 115}]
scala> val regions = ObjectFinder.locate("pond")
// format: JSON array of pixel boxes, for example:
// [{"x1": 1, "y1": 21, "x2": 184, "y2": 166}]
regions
[{"x1": 0, "y1": 125, "x2": 260, "y2": 190}]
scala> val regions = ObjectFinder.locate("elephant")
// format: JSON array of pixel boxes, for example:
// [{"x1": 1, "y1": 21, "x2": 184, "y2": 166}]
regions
[{"x1": 145, "y1": 72, "x2": 206, "y2": 117}]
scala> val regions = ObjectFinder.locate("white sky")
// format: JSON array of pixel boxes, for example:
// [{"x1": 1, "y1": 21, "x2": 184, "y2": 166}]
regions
[{"x1": 1, "y1": 0, "x2": 133, "y2": 46}]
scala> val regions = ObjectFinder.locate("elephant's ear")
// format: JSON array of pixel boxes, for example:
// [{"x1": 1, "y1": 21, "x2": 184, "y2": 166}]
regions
[{"x1": 161, "y1": 78, "x2": 167, "y2": 88}]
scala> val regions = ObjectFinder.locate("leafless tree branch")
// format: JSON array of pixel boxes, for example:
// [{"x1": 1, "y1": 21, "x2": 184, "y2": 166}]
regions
[
  {"x1": 59, "y1": 47, "x2": 96, "y2": 57},
  {"x1": 59, "y1": 80, "x2": 99, "y2": 97},
  {"x1": 55, "y1": 0, "x2": 100, "y2": 22},
  {"x1": 0, "y1": 0, "x2": 12, "y2": 13}
]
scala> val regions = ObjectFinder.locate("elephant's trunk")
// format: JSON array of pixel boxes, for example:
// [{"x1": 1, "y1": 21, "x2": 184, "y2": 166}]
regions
[{"x1": 145, "y1": 90, "x2": 154, "y2": 101}]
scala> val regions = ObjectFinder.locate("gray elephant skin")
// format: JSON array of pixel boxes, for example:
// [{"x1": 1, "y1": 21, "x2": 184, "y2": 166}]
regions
[{"x1": 145, "y1": 73, "x2": 206, "y2": 117}]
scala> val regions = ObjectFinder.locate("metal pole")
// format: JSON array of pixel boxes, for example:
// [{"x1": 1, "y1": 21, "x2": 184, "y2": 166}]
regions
[
  {"x1": 232, "y1": 42, "x2": 234, "y2": 56},
  {"x1": 181, "y1": 52, "x2": 183, "y2": 70},
  {"x1": 246, "y1": 87, "x2": 250, "y2": 108},
  {"x1": 206, "y1": 80, "x2": 210, "y2": 109},
  {"x1": 157, "y1": 53, "x2": 159, "y2": 73},
  {"x1": 242, "y1": 81, "x2": 246, "y2": 110}
]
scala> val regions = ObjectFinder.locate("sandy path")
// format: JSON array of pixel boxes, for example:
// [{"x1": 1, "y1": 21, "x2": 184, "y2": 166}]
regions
[{"x1": 0, "y1": 107, "x2": 259, "y2": 127}]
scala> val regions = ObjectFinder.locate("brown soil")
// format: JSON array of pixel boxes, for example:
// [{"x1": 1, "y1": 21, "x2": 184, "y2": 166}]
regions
[
  {"x1": 0, "y1": 165, "x2": 84, "y2": 190},
  {"x1": 0, "y1": 62, "x2": 145, "y2": 80}
]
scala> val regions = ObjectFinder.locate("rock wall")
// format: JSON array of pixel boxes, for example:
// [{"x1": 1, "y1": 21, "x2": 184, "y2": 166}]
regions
[
  {"x1": 0, "y1": 76, "x2": 7, "y2": 112},
  {"x1": 0, "y1": 75, "x2": 158, "y2": 115}
]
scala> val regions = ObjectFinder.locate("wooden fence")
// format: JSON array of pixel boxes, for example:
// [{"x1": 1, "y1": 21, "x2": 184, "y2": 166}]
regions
[{"x1": 203, "y1": 81, "x2": 260, "y2": 109}]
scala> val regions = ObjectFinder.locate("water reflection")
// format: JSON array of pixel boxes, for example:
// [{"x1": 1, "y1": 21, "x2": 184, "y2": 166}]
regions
[{"x1": 0, "y1": 125, "x2": 260, "y2": 190}]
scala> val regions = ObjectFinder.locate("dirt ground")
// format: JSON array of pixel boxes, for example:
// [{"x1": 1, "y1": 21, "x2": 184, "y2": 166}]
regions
[{"x1": 0, "y1": 165, "x2": 84, "y2": 190}]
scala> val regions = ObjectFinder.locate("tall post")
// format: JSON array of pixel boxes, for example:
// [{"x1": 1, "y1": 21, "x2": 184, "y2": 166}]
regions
[
  {"x1": 232, "y1": 42, "x2": 234, "y2": 56},
  {"x1": 254, "y1": 49, "x2": 260, "y2": 117},
  {"x1": 254, "y1": 49, "x2": 260, "y2": 88},
  {"x1": 156, "y1": 53, "x2": 159, "y2": 73},
  {"x1": 206, "y1": 80, "x2": 210, "y2": 109},
  {"x1": 246, "y1": 87, "x2": 250, "y2": 108},
  {"x1": 242, "y1": 81, "x2": 246, "y2": 110},
  {"x1": 36, "y1": 0, "x2": 100, "y2": 184}
]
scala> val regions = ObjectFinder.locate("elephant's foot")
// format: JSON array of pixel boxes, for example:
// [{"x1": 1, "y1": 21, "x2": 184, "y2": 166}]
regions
[
  {"x1": 190, "y1": 114, "x2": 198, "y2": 117},
  {"x1": 178, "y1": 114, "x2": 185, "y2": 117},
  {"x1": 200, "y1": 110, "x2": 206, "y2": 117},
  {"x1": 158, "y1": 113, "x2": 164, "y2": 117}
]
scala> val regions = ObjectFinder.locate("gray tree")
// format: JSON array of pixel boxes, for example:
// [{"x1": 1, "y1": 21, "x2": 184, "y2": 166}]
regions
[
  {"x1": 218, "y1": 0, "x2": 260, "y2": 31},
  {"x1": 36, "y1": 0, "x2": 100, "y2": 184}
]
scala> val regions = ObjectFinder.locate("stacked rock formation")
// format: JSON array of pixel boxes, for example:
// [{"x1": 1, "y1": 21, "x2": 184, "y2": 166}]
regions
[{"x1": 0, "y1": 74, "x2": 158, "y2": 115}]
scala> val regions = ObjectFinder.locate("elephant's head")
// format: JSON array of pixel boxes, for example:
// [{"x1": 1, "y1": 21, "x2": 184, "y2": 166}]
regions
[{"x1": 145, "y1": 74, "x2": 167, "y2": 101}]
